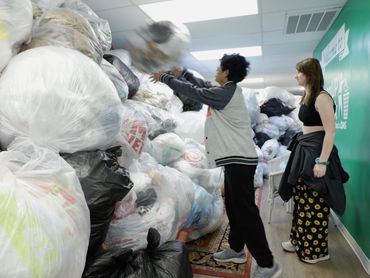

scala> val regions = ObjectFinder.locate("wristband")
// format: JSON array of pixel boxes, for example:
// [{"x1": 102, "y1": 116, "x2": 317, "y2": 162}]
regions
[{"x1": 315, "y1": 157, "x2": 329, "y2": 165}]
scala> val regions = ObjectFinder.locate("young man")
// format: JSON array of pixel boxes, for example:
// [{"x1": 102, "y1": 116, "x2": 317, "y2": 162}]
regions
[{"x1": 151, "y1": 54, "x2": 281, "y2": 278}]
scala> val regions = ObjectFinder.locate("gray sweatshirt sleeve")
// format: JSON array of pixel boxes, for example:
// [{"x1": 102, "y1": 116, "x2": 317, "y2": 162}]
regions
[
  {"x1": 160, "y1": 73, "x2": 234, "y2": 110},
  {"x1": 181, "y1": 70, "x2": 214, "y2": 88}
]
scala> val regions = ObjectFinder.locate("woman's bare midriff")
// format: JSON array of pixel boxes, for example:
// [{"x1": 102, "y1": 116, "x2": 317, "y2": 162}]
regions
[{"x1": 303, "y1": 125, "x2": 324, "y2": 134}]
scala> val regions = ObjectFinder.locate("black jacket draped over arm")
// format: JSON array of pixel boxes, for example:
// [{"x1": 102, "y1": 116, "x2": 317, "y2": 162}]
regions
[{"x1": 278, "y1": 131, "x2": 349, "y2": 215}]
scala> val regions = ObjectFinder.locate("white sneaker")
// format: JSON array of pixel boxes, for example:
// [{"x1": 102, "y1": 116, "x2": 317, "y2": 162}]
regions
[
  {"x1": 281, "y1": 240, "x2": 296, "y2": 252},
  {"x1": 301, "y1": 255, "x2": 330, "y2": 264}
]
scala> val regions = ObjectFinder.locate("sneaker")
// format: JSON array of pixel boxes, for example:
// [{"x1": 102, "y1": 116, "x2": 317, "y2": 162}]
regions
[
  {"x1": 301, "y1": 255, "x2": 330, "y2": 264},
  {"x1": 213, "y1": 247, "x2": 246, "y2": 264},
  {"x1": 252, "y1": 260, "x2": 282, "y2": 278},
  {"x1": 281, "y1": 240, "x2": 296, "y2": 252}
]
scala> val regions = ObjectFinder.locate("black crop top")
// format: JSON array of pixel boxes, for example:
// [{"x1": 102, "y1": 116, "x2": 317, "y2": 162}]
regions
[{"x1": 298, "y1": 92, "x2": 336, "y2": 126}]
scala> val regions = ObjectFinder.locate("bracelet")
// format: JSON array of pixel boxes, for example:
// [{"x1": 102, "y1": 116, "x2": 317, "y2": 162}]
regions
[{"x1": 315, "y1": 157, "x2": 330, "y2": 165}]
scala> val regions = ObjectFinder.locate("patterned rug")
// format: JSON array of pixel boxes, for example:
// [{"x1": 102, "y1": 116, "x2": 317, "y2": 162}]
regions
[{"x1": 186, "y1": 187, "x2": 263, "y2": 278}]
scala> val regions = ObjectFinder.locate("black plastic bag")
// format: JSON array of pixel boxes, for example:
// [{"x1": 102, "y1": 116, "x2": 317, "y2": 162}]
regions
[
  {"x1": 84, "y1": 228, "x2": 193, "y2": 278},
  {"x1": 104, "y1": 54, "x2": 140, "y2": 98},
  {"x1": 260, "y1": 98, "x2": 295, "y2": 117},
  {"x1": 63, "y1": 147, "x2": 133, "y2": 260},
  {"x1": 254, "y1": 132, "x2": 271, "y2": 148}
]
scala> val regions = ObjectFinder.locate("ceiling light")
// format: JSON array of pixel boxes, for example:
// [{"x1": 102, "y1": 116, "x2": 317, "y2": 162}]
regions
[
  {"x1": 191, "y1": 46, "x2": 262, "y2": 60},
  {"x1": 139, "y1": 0, "x2": 258, "y2": 23}
]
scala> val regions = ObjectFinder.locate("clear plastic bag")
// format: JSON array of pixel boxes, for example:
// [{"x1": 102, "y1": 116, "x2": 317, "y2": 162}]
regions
[
  {"x1": 170, "y1": 138, "x2": 223, "y2": 193},
  {"x1": 185, "y1": 185, "x2": 224, "y2": 241},
  {"x1": 127, "y1": 100, "x2": 179, "y2": 140},
  {"x1": 0, "y1": 138, "x2": 90, "y2": 278},
  {"x1": 62, "y1": 0, "x2": 112, "y2": 51},
  {"x1": 113, "y1": 104, "x2": 148, "y2": 168},
  {"x1": 101, "y1": 59, "x2": 129, "y2": 102},
  {"x1": 105, "y1": 153, "x2": 194, "y2": 251},
  {"x1": 0, "y1": 46, "x2": 121, "y2": 153},
  {"x1": 174, "y1": 110, "x2": 206, "y2": 144},
  {"x1": 22, "y1": 8, "x2": 103, "y2": 63},
  {"x1": 150, "y1": 133, "x2": 186, "y2": 166},
  {"x1": 0, "y1": 0, "x2": 33, "y2": 72}
]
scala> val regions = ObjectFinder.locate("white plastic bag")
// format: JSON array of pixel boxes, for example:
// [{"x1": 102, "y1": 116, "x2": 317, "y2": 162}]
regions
[
  {"x1": 150, "y1": 132, "x2": 186, "y2": 165},
  {"x1": 0, "y1": 46, "x2": 121, "y2": 153},
  {"x1": 113, "y1": 104, "x2": 148, "y2": 168},
  {"x1": 261, "y1": 139, "x2": 279, "y2": 161},
  {"x1": 101, "y1": 59, "x2": 129, "y2": 102},
  {"x1": 259, "y1": 86, "x2": 297, "y2": 107},
  {"x1": 0, "y1": 0, "x2": 33, "y2": 72},
  {"x1": 105, "y1": 152, "x2": 194, "y2": 251},
  {"x1": 62, "y1": 0, "x2": 112, "y2": 51},
  {"x1": 170, "y1": 139, "x2": 223, "y2": 193},
  {"x1": 0, "y1": 139, "x2": 90, "y2": 278},
  {"x1": 242, "y1": 88, "x2": 260, "y2": 127},
  {"x1": 185, "y1": 186, "x2": 224, "y2": 241},
  {"x1": 23, "y1": 8, "x2": 103, "y2": 63},
  {"x1": 127, "y1": 99, "x2": 179, "y2": 140},
  {"x1": 174, "y1": 110, "x2": 206, "y2": 144}
]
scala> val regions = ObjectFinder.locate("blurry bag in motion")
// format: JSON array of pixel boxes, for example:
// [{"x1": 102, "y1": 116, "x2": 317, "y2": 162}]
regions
[
  {"x1": 62, "y1": 147, "x2": 133, "y2": 260},
  {"x1": 125, "y1": 21, "x2": 190, "y2": 73},
  {"x1": 84, "y1": 228, "x2": 193, "y2": 278},
  {"x1": 0, "y1": 138, "x2": 90, "y2": 278},
  {"x1": 0, "y1": 46, "x2": 121, "y2": 153}
]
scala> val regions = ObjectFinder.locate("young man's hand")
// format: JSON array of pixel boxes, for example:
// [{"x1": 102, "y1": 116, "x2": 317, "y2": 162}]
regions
[
  {"x1": 150, "y1": 72, "x2": 164, "y2": 83},
  {"x1": 170, "y1": 67, "x2": 184, "y2": 78}
]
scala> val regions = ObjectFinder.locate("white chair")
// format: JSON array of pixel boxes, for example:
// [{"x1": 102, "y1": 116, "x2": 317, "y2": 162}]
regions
[{"x1": 267, "y1": 152, "x2": 291, "y2": 224}]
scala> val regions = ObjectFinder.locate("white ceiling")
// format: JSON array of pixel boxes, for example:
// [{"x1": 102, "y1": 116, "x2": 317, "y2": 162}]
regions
[{"x1": 85, "y1": 0, "x2": 347, "y2": 92}]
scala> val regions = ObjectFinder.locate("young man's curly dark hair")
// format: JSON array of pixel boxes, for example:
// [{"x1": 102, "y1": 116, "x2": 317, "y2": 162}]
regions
[{"x1": 219, "y1": 54, "x2": 250, "y2": 83}]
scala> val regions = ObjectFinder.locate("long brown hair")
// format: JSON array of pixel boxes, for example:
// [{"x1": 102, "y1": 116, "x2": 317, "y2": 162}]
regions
[{"x1": 296, "y1": 58, "x2": 324, "y2": 105}]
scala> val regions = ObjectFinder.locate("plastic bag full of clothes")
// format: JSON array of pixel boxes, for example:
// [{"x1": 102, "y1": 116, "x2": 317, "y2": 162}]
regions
[
  {"x1": 101, "y1": 59, "x2": 129, "y2": 102},
  {"x1": 0, "y1": 138, "x2": 90, "y2": 278},
  {"x1": 84, "y1": 228, "x2": 193, "y2": 278},
  {"x1": 113, "y1": 104, "x2": 149, "y2": 168},
  {"x1": 125, "y1": 21, "x2": 191, "y2": 73},
  {"x1": 0, "y1": 46, "x2": 121, "y2": 153},
  {"x1": 0, "y1": 0, "x2": 33, "y2": 72},
  {"x1": 182, "y1": 183, "x2": 224, "y2": 241},
  {"x1": 104, "y1": 52, "x2": 140, "y2": 98},
  {"x1": 62, "y1": 0, "x2": 112, "y2": 52},
  {"x1": 62, "y1": 147, "x2": 133, "y2": 260},
  {"x1": 105, "y1": 153, "x2": 194, "y2": 251},
  {"x1": 22, "y1": 8, "x2": 103, "y2": 63}
]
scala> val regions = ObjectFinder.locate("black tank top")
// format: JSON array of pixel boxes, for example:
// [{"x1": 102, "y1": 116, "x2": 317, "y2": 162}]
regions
[{"x1": 298, "y1": 92, "x2": 336, "y2": 126}]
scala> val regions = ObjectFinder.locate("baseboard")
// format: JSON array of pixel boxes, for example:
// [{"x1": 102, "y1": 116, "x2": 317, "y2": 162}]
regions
[{"x1": 331, "y1": 212, "x2": 370, "y2": 275}]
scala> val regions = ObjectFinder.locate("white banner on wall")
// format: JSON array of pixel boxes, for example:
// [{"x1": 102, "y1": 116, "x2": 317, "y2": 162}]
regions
[
  {"x1": 321, "y1": 24, "x2": 351, "y2": 130},
  {"x1": 321, "y1": 24, "x2": 350, "y2": 69}
]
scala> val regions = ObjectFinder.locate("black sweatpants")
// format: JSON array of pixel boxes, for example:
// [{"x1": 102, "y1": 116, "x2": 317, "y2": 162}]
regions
[{"x1": 224, "y1": 164, "x2": 273, "y2": 267}]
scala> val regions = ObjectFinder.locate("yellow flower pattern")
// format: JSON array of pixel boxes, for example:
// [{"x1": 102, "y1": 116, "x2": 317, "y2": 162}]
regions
[{"x1": 290, "y1": 179, "x2": 329, "y2": 260}]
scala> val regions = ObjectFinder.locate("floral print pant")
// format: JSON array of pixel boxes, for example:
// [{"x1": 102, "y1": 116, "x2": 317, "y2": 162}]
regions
[{"x1": 290, "y1": 178, "x2": 330, "y2": 260}]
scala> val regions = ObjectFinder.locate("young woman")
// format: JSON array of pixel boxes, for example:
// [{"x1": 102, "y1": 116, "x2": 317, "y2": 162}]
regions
[{"x1": 279, "y1": 58, "x2": 349, "y2": 263}]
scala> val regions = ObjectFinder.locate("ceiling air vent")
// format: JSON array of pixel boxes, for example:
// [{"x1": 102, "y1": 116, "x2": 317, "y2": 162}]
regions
[{"x1": 286, "y1": 10, "x2": 338, "y2": 34}]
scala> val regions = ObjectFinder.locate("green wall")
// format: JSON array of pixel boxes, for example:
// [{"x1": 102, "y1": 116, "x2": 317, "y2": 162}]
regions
[{"x1": 314, "y1": 0, "x2": 370, "y2": 258}]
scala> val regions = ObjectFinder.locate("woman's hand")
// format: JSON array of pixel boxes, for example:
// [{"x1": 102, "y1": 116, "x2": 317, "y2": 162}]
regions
[{"x1": 313, "y1": 164, "x2": 327, "y2": 178}]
